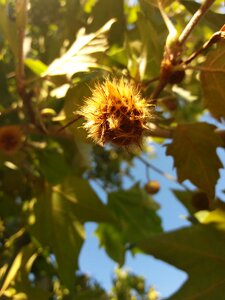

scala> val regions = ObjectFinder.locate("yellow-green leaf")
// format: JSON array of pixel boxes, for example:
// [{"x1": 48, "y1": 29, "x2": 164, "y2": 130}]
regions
[
  {"x1": 25, "y1": 58, "x2": 47, "y2": 75},
  {"x1": 43, "y1": 19, "x2": 115, "y2": 78},
  {"x1": 26, "y1": 187, "x2": 84, "y2": 292},
  {"x1": 0, "y1": 2, "x2": 18, "y2": 57},
  {"x1": 0, "y1": 244, "x2": 36, "y2": 297},
  {"x1": 0, "y1": 252, "x2": 23, "y2": 296}
]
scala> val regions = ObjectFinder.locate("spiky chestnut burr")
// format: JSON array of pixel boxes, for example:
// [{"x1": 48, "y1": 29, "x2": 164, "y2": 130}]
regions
[{"x1": 78, "y1": 78, "x2": 154, "y2": 147}]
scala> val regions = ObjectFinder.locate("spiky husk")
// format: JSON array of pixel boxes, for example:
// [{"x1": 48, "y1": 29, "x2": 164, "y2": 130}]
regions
[{"x1": 78, "y1": 78, "x2": 154, "y2": 147}]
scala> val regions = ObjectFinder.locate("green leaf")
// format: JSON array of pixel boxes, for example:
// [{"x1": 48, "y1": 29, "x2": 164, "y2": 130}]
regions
[
  {"x1": 25, "y1": 58, "x2": 47, "y2": 75},
  {"x1": 63, "y1": 82, "x2": 95, "y2": 169},
  {"x1": 166, "y1": 123, "x2": 223, "y2": 198},
  {"x1": 181, "y1": 0, "x2": 225, "y2": 31},
  {"x1": 143, "y1": 0, "x2": 176, "y2": 8},
  {"x1": 0, "y1": 218, "x2": 4, "y2": 237},
  {"x1": 43, "y1": 19, "x2": 115, "y2": 78},
  {"x1": 0, "y1": 244, "x2": 37, "y2": 297},
  {"x1": 173, "y1": 189, "x2": 211, "y2": 215},
  {"x1": 37, "y1": 148, "x2": 71, "y2": 184},
  {"x1": 108, "y1": 184, "x2": 162, "y2": 242},
  {"x1": 90, "y1": 0, "x2": 125, "y2": 45},
  {"x1": 173, "y1": 189, "x2": 197, "y2": 215},
  {"x1": 134, "y1": 2, "x2": 167, "y2": 79},
  {"x1": 0, "y1": 2, "x2": 18, "y2": 57},
  {"x1": 26, "y1": 176, "x2": 112, "y2": 291},
  {"x1": 95, "y1": 185, "x2": 162, "y2": 264},
  {"x1": 26, "y1": 186, "x2": 85, "y2": 292},
  {"x1": 95, "y1": 224, "x2": 125, "y2": 266},
  {"x1": 200, "y1": 41, "x2": 225, "y2": 119},
  {"x1": 139, "y1": 211, "x2": 225, "y2": 300},
  {"x1": 53, "y1": 176, "x2": 114, "y2": 224},
  {"x1": 0, "y1": 251, "x2": 23, "y2": 296},
  {"x1": 73, "y1": 290, "x2": 108, "y2": 300},
  {"x1": 13, "y1": 285, "x2": 50, "y2": 300}
]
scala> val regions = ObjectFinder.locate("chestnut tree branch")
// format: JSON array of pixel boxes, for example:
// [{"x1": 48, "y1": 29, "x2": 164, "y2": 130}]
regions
[
  {"x1": 149, "y1": 0, "x2": 216, "y2": 103},
  {"x1": 178, "y1": 0, "x2": 216, "y2": 46}
]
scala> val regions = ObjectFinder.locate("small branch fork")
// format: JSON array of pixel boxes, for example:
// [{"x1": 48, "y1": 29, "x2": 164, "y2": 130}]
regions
[
  {"x1": 57, "y1": 115, "x2": 82, "y2": 132},
  {"x1": 150, "y1": 0, "x2": 217, "y2": 102}
]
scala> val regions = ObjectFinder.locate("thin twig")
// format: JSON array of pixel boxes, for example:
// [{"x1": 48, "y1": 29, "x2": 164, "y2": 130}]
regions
[
  {"x1": 137, "y1": 155, "x2": 189, "y2": 190},
  {"x1": 146, "y1": 123, "x2": 173, "y2": 139},
  {"x1": 57, "y1": 115, "x2": 83, "y2": 132},
  {"x1": 142, "y1": 76, "x2": 160, "y2": 87},
  {"x1": 178, "y1": 0, "x2": 216, "y2": 46},
  {"x1": 149, "y1": 79, "x2": 168, "y2": 104},
  {"x1": 145, "y1": 164, "x2": 151, "y2": 182},
  {"x1": 184, "y1": 30, "x2": 224, "y2": 65}
]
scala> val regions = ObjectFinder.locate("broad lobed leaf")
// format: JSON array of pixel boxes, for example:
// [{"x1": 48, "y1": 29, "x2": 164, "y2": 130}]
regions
[
  {"x1": 107, "y1": 184, "x2": 162, "y2": 242},
  {"x1": 166, "y1": 122, "x2": 223, "y2": 198},
  {"x1": 25, "y1": 176, "x2": 113, "y2": 291},
  {"x1": 96, "y1": 184, "x2": 162, "y2": 265},
  {"x1": 43, "y1": 19, "x2": 115, "y2": 78},
  {"x1": 138, "y1": 207, "x2": 225, "y2": 300}
]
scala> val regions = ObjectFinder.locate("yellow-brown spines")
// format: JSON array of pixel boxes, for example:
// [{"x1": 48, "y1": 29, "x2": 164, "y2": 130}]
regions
[{"x1": 78, "y1": 78, "x2": 154, "y2": 147}]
